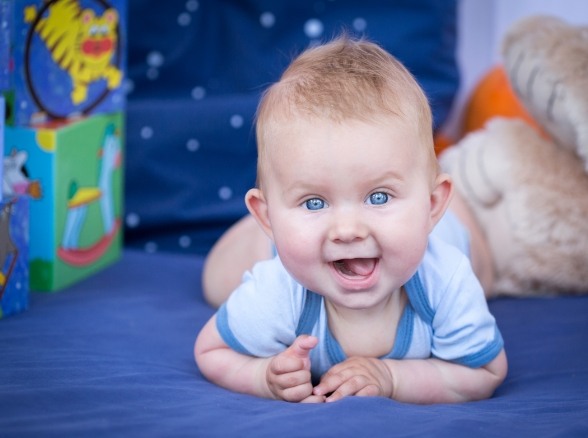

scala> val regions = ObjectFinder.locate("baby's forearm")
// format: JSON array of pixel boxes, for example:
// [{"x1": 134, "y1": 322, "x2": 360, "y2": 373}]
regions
[
  {"x1": 195, "y1": 317, "x2": 274, "y2": 399},
  {"x1": 385, "y1": 350, "x2": 507, "y2": 404},
  {"x1": 198, "y1": 347, "x2": 273, "y2": 398}
]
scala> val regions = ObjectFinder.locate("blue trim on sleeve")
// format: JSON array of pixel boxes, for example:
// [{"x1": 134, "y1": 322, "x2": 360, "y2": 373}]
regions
[
  {"x1": 404, "y1": 273, "x2": 434, "y2": 325},
  {"x1": 295, "y1": 290, "x2": 322, "y2": 336},
  {"x1": 216, "y1": 303, "x2": 252, "y2": 356},
  {"x1": 389, "y1": 304, "x2": 415, "y2": 359},
  {"x1": 446, "y1": 327, "x2": 505, "y2": 368},
  {"x1": 326, "y1": 327, "x2": 346, "y2": 365},
  {"x1": 326, "y1": 298, "x2": 416, "y2": 364}
]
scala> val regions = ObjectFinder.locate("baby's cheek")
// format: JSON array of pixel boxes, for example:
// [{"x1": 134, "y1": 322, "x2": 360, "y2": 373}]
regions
[
  {"x1": 275, "y1": 239, "x2": 319, "y2": 284},
  {"x1": 276, "y1": 241, "x2": 313, "y2": 269},
  {"x1": 381, "y1": 230, "x2": 428, "y2": 273}
]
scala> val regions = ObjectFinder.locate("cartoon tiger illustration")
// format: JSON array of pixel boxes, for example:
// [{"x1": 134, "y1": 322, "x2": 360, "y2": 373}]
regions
[{"x1": 24, "y1": 0, "x2": 122, "y2": 105}]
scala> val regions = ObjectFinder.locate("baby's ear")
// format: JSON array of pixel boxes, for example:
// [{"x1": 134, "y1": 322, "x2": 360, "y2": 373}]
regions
[
  {"x1": 429, "y1": 173, "x2": 453, "y2": 230},
  {"x1": 245, "y1": 188, "x2": 274, "y2": 240}
]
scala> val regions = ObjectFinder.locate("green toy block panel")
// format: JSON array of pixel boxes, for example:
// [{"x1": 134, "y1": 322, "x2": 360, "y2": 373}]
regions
[{"x1": 4, "y1": 112, "x2": 124, "y2": 291}]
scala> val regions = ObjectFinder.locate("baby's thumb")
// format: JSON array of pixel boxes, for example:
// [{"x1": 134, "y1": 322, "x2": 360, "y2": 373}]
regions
[{"x1": 286, "y1": 335, "x2": 318, "y2": 369}]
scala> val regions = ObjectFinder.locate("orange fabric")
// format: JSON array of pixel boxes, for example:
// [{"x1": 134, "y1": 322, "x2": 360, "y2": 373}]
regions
[{"x1": 463, "y1": 65, "x2": 540, "y2": 135}]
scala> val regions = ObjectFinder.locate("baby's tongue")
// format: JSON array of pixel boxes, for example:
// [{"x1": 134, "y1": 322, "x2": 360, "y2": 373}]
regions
[{"x1": 336, "y1": 258, "x2": 376, "y2": 276}]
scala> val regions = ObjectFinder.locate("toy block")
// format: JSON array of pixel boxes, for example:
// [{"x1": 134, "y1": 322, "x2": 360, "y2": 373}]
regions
[
  {"x1": 0, "y1": 96, "x2": 4, "y2": 201},
  {"x1": 2, "y1": 0, "x2": 126, "y2": 126},
  {"x1": 0, "y1": 94, "x2": 27, "y2": 318},
  {"x1": 4, "y1": 112, "x2": 124, "y2": 291},
  {"x1": 0, "y1": 196, "x2": 29, "y2": 318}
]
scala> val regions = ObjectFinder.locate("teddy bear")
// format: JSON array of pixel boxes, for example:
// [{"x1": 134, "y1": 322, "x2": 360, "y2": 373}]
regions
[{"x1": 439, "y1": 15, "x2": 588, "y2": 297}]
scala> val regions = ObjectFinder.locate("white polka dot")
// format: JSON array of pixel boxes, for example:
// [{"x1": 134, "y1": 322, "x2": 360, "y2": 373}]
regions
[
  {"x1": 112, "y1": 93, "x2": 123, "y2": 105},
  {"x1": 146, "y1": 67, "x2": 159, "y2": 80},
  {"x1": 304, "y1": 18, "x2": 323, "y2": 38},
  {"x1": 186, "y1": 138, "x2": 200, "y2": 151},
  {"x1": 219, "y1": 186, "x2": 233, "y2": 200},
  {"x1": 123, "y1": 78, "x2": 134, "y2": 94},
  {"x1": 145, "y1": 242, "x2": 158, "y2": 253},
  {"x1": 260, "y1": 12, "x2": 275, "y2": 28},
  {"x1": 191, "y1": 86, "x2": 206, "y2": 100},
  {"x1": 147, "y1": 51, "x2": 164, "y2": 68},
  {"x1": 126, "y1": 213, "x2": 140, "y2": 228},
  {"x1": 230, "y1": 114, "x2": 244, "y2": 129},
  {"x1": 179, "y1": 235, "x2": 192, "y2": 248},
  {"x1": 186, "y1": 0, "x2": 199, "y2": 12},
  {"x1": 353, "y1": 17, "x2": 367, "y2": 32},
  {"x1": 141, "y1": 126, "x2": 153, "y2": 139},
  {"x1": 178, "y1": 12, "x2": 191, "y2": 26}
]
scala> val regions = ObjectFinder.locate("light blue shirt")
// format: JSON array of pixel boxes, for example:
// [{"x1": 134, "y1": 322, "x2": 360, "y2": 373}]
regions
[{"x1": 217, "y1": 212, "x2": 503, "y2": 380}]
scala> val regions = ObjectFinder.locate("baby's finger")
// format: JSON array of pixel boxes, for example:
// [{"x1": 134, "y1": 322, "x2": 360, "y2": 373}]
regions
[
  {"x1": 280, "y1": 380, "x2": 315, "y2": 403},
  {"x1": 272, "y1": 369, "x2": 312, "y2": 390},
  {"x1": 313, "y1": 366, "x2": 352, "y2": 396},
  {"x1": 286, "y1": 335, "x2": 318, "y2": 360},
  {"x1": 270, "y1": 354, "x2": 307, "y2": 375},
  {"x1": 324, "y1": 377, "x2": 369, "y2": 402},
  {"x1": 354, "y1": 385, "x2": 381, "y2": 398},
  {"x1": 280, "y1": 335, "x2": 318, "y2": 372},
  {"x1": 300, "y1": 394, "x2": 326, "y2": 403},
  {"x1": 321, "y1": 374, "x2": 374, "y2": 402}
]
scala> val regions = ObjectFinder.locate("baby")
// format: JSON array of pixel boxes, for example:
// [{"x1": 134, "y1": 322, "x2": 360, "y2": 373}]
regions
[{"x1": 195, "y1": 36, "x2": 507, "y2": 404}]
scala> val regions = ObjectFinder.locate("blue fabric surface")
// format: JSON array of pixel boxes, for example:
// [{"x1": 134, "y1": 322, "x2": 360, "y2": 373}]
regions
[
  {"x1": 123, "y1": 0, "x2": 459, "y2": 255},
  {"x1": 0, "y1": 250, "x2": 587, "y2": 437}
]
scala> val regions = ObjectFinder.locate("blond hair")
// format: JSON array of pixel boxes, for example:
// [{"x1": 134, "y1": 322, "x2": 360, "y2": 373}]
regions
[{"x1": 256, "y1": 36, "x2": 437, "y2": 187}]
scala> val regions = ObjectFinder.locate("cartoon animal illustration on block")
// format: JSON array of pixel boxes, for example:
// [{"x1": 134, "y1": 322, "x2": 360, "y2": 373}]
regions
[
  {"x1": 0, "y1": 201, "x2": 18, "y2": 298},
  {"x1": 58, "y1": 122, "x2": 121, "y2": 266},
  {"x1": 24, "y1": 0, "x2": 122, "y2": 105},
  {"x1": 3, "y1": 149, "x2": 43, "y2": 200}
]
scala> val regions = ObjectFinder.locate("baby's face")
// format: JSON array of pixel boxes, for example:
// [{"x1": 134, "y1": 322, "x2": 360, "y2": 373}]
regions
[{"x1": 261, "y1": 117, "x2": 436, "y2": 312}]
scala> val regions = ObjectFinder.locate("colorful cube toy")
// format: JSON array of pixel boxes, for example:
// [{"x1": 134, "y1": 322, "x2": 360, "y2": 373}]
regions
[
  {"x1": 4, "y1": 113, "x2": 124, "y2": 291},
  {"x1": 1, "y1": 0, "x2": 126, "y2": 294},
  {"x1": 0, "y1": 97, "x2": 30, "y2": 317},
  {"x1": 0, "y1": 195, "x2": 29, "y2": 318},
  {"x1": 3, "y1": 0, "x2": 126, "y2": 126}
]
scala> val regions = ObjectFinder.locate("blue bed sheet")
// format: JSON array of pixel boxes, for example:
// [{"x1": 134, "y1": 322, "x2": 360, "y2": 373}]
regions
[{"x1": 1, "y1": 250, "x2": 587, "y2": 437}]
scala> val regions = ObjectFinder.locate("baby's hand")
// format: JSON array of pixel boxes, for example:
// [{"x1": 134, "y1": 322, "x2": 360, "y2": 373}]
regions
[
  {"x1": 266, "y1": 335, "x2": 324, "y2": 403},
  {"x1": 313, "y1": 357, "x2": 395, "y2": 402}
]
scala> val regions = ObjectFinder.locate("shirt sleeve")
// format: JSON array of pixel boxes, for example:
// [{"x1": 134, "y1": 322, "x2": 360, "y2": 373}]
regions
[
  {"x1": 420, "y1": 237, "x2": 504, "y2": 368},
  {"x1": 215, "y1": 257, "x2": 304, "y2": 358}
]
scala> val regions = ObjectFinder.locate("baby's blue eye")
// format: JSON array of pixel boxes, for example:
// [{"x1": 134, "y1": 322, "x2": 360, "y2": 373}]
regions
[
  {"x1": 368, "y1": 192, "x2": 389, "y2": 205},
  {"x1": 304, "y1": 198, "x2": 325, "y2": 210}
]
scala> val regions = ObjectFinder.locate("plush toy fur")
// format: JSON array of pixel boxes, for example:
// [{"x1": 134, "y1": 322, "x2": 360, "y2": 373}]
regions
[
  {"x1": 502, "y1": 16, "x2": 588, "y2": 168},
  {"x1": 439, "y1": 16, "x2": 588, "y2": 297}
]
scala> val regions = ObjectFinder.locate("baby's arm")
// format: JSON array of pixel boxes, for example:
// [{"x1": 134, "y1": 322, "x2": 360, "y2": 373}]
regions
[
  {"x1": 314, "y1": 349, "x2": 507, "y2": 404},
  {"x1": 195, "y1": 316, "x2": 324, "y2": 402}
]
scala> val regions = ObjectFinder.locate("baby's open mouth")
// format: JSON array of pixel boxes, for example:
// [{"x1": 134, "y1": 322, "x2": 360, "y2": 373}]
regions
[{"x1": 333, "y1": 258, "x2": 377, "y2": 277}]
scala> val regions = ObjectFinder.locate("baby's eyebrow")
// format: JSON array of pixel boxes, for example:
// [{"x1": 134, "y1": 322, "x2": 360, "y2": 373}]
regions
[
  {"x1": 364, "y1": 169, "x2": 405, "y2": 186},
  {"x1": 282, "y1": 180, "x2": 325, "y2": 196}
]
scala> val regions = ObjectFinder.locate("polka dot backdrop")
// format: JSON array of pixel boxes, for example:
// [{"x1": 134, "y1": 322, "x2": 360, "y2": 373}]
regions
[{"x1": 124, "y1": 0, "x2": 459, "y2": 255}]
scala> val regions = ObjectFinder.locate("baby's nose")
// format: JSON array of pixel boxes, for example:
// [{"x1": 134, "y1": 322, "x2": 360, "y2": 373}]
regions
[{"x1": 328, "y1": 210, "x2": 368, "y2": 243}]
